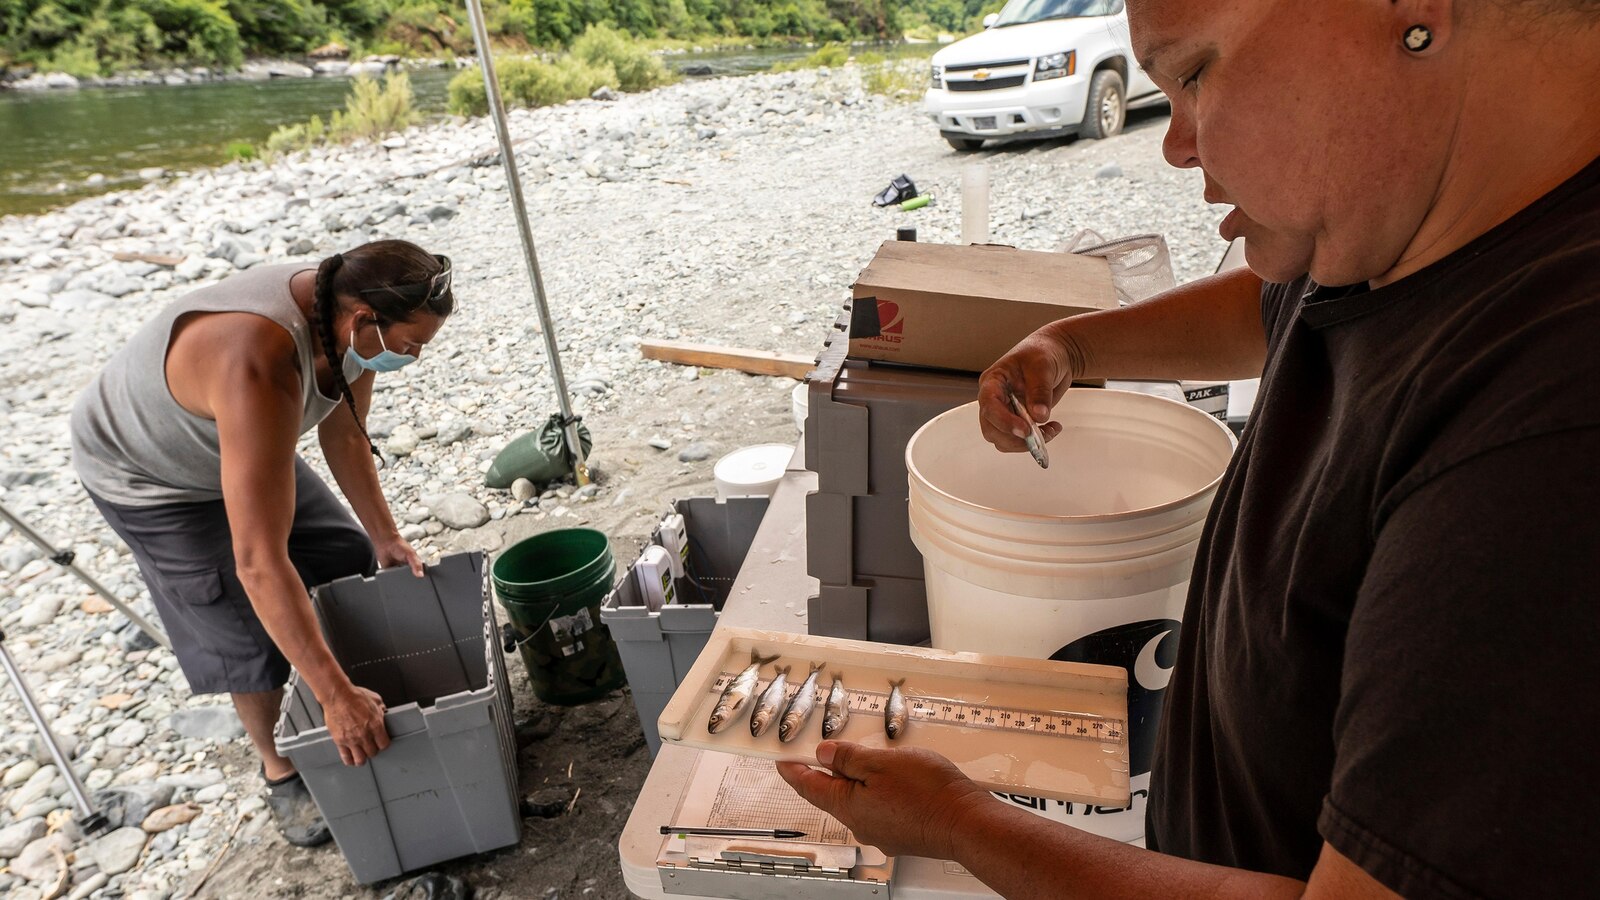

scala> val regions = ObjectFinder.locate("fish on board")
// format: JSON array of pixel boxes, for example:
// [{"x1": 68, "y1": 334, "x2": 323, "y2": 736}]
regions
[
  {"x1": 821, "y1": 674, "x2": 850, "y2": 739},
  {"x1": 708, "y1": 651, "x2": 779, "y2": 734},
  {"x1": 750, "y1": 664, "x2": 792, "y2": 738},
  {"x1": 885, "y1": 678, "x2": 908, "y2": 740},
  {"x1": 779, "y1": 662, "x2": 826, "y2": 742}
]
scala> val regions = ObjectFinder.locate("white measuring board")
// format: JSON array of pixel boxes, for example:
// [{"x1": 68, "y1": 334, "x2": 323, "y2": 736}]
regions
[{"x1": 657, "y1": 627, "x2": 1130, "y2": 807}]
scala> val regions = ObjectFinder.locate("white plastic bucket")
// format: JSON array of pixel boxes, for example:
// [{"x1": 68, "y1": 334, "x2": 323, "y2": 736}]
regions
[
  {"x1": 905, "y1": 389, "x2": 1236, "y2": 842},
  {"x1": 713, "y1": 444, "x2": 793, "y2": 501},
  {"x1": 791, "y1": 382, "x2": 808, "y2": 434}
]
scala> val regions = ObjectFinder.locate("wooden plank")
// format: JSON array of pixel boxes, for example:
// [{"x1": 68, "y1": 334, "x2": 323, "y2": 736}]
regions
[
  {"x1": 639, "y1": 339, "x2": 815, "y2": 380},
  {"x1": 113, "y1": 251, "x2": 185, "y2": 267}
]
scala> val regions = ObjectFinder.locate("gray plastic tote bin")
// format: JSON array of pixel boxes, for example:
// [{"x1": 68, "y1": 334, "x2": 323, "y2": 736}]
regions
[
  {"x1": 601, "y1": 496, "x2": 770, "y2": 755},
  {"x1": 274, "y1": 551, "x2": 521, "y2": 885}
]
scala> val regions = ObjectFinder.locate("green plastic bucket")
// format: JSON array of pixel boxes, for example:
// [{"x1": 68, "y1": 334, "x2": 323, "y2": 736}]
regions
[{"x1": 493, "y1": 528, "x2": 627, "y2": 705}]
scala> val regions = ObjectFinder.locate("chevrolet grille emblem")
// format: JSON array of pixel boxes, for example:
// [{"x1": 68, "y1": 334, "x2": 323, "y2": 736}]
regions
[{"x1": 973, "y1": 69, "x2": 991, "y2": 80}]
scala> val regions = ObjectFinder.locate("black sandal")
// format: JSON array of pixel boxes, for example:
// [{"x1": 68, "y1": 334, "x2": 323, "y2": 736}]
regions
[{"x1": 263, "y1": 768, "x2": 333, "y2": 848}]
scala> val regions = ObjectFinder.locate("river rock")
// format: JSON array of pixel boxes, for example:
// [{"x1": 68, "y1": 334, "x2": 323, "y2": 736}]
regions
[
  {"x1": 592, "y1": 86, "x2": 620, "y2": 102},
  {"x1": 677, "y1": 443, "x2": 713, "y2": 462},
  {"x1": 156, "y1": 768, "x2": 224, "y2": 790},
  {"x1": 88, "y1": 826, "x2": 148, "y2": 875},
  {"x1": 92, "y1": 784, "x2": 175, "y2": 829},
  {"x1": 367, "y1": 202, "x2": 407, "y2": 225},
  {"x1": 17, "y1": 596, "x2": 61, "y2": 628},
  {"x1": 1094, "y1": 162, "x2": 1124, "y2": 180},
  {"x1": 208, "y1": 237, "x2": 251, "y2": 264},
  {"x1": 167, "y1": 707, "x2": 246, "y2": 742},
  {"x1": 51, "y1": 289, "x2": 113, "y2": 312},
  {"x1": 435, "y1": 420, "x2": 472, "y2": 445},
  {"x1": 348, "y1": 60, "x2": 391, "y2": 78},
  {"x1": 315, "y1": 61, "x2": 351, "y2": 76},
  {"x1": 3, "y1": 759, "x2": 41, "y2": 788},
  {"x1": 67, "y1": 871, "x2": 109, "y2": 900},
  {"x1": 13, "y1": 71, "x2": 81, "y2": 90},
  {"x1": 107, "y1": 719, "x2": 149, "y2": 748},
  {"x1": 286, "y1": 237, "x2": 316, "y2": 255},
  {"x1": 0, "y1": 818, "x2": 47, "y2": 859},
  {"x1": 9, "y1": 831, "x2": 73, "y2": 882},
  {"x1": 31, "y1": 732, "x2": 78, "y2": 765},
  {"x1": 385, "y1": 423, "x2": 420, "y2": 456},
  {"x1": 434, "y1": 493, "x2": 489, "y2": 530},
  {"x1": 424, "y1": 202, "x2": 458, "y2": 222},
  {"x1": 510, "y1": 478, "x2": 537, "y2": 502},
  {"x1": 7, "y1": 766, "x2": 59, "y2": 813},
  {"x1": 141, "y1": 802, "x2": 201, "y2": 833},
  {"x1": 94, "y1": 272, "x2": 143, "y2": 297}
]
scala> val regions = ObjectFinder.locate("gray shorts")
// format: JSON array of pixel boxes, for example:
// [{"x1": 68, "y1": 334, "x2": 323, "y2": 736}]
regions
[{"x1": 89, "y1": 457, "x2": 376, "y2": 695}]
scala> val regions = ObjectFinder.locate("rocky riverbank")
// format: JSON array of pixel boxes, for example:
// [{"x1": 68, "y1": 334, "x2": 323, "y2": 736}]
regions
[
  {"x1": 0, "y1": 64, "x2": 1222, "y2": 898},
  {"x1": 0, "y1": 55, "x2": 461, "y2": 92}
]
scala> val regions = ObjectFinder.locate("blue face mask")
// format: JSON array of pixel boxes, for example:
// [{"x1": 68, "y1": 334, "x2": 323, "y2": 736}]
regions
[{"x1": 345, "y1": 323, "x2": 417, "y2": 373}]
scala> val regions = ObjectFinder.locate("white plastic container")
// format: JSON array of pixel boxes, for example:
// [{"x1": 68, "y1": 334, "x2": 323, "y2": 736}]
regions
[
  {"x1": 961, "y1": 163, "x2": 990, "y2": 244},
  {"x1": 791, "y1": 382, "x2": 808, "y2": 434},
  {"x1": 905, "y1": 389, "x2": 1235, "y2": 842},
  {"x1": 713, "y1": 444, "x2": 794, "y2": 501}
]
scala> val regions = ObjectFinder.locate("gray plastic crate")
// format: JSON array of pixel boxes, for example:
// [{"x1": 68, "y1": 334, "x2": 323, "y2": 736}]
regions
[
  {"x1": 274, "y1": 552, "x2": 520, "y2": 885},
  {"x1": 601, "y1": 496, "x2": 770, "y2": 755},
  {"x1": 803, "y1": 303, "x2": 978, "y2": 645}
]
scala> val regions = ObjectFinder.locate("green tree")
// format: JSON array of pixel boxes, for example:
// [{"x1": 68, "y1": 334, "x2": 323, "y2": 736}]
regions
[{"x1": 225, "y1": 0, "x2": 320, "y2": 54}]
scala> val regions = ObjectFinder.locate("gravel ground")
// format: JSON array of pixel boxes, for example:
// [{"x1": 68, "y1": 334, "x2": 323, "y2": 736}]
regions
[{"x1": 0, "y1": 63, "x2": 1222, "y2": 899}]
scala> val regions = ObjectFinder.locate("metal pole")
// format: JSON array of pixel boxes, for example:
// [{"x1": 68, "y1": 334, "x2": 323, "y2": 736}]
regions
[
  {"x1": 462, "y1": 0, "x2": 590, "y2": 486},
  {"x1": 0, "y1": 629, "x2": 108, "y2": 834},
  {"x1": 0, "y1": 502, "x2": 171, "y2": 651}
]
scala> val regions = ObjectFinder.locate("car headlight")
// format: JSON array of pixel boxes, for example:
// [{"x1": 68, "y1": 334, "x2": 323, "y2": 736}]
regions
[
  {"x1": 931, "y1": 65, "x2": 943, "y2": 89},
  {"x1": 1034, "y1": 51, "x2": 1076, "y2": 81}
]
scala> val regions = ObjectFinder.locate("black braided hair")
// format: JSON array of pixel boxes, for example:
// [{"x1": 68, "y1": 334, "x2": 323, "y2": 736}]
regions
[
  {"x1": 314, "y1": 253, "x2": 381, "y2": 462},
  {"x1": 313, "y1": 240, "x2": 454, "y2": 465}
]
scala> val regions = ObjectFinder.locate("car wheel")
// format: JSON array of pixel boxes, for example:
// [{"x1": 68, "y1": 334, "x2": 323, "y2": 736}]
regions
[
  {"x1": 1081, "y1": 69, "x2": 1126, "y2": 140},
  {"x1": 942, "y1": 133, "x2": 985, "y2": 152}
]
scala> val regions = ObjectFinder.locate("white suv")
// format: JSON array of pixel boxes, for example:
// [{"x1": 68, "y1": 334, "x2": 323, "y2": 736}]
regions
[{"x1": 924, "y1": 0, "x2": 1164, "y2": 151}]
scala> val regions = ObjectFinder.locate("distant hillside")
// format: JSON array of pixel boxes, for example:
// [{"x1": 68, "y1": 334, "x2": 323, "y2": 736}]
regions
[{"x1": 0, "y1": 0, "x2": 1001, "y2": 78}]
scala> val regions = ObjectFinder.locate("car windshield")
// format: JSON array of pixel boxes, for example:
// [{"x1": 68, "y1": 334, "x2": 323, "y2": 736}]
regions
[{"x1": 991, "y1": 0, "x2": 1120, "y2": 28}]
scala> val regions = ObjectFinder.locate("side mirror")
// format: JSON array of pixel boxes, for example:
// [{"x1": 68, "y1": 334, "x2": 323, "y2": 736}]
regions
[{"x1": 983, "y1": 13, "x2": 1000, "y2": 27}]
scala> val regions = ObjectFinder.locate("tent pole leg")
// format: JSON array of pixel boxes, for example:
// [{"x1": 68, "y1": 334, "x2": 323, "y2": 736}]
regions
[
  {"x1": 0, "y1": 502, "x2": 171, "y2": 652},
  {"x1": 463, "y1": 0, "x2": 590, "y2": 485}
]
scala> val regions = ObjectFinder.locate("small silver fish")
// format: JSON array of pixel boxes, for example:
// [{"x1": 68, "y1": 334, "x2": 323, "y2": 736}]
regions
[
  {"x1": 821, "y1": 674, "x2": 849, "y2": 739},
  {"x1": 885, "y1": 678, "x2": 908, "y2": 740},
  {"x1": 708, "y1": 651, "x2": 778, "y2": 734},
  {"x1": 779, "y1": 662, "x2": 825, "y2": 742},
  {"x1": 750, "y1": 665, "x2": 791, "y2": 738}
]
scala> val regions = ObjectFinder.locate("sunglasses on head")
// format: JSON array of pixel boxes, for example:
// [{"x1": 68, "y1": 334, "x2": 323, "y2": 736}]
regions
[{"x1": 358, "y1": 254, "x2": 452, "y2": 308}]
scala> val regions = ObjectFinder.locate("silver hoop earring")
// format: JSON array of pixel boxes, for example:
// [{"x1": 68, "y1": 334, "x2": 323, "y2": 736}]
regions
[{"x1": 1404, "y1": 25, "x2": 1433, "y2": 52}]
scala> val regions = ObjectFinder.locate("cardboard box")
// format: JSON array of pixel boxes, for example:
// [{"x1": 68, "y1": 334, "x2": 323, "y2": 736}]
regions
[
  {"x1": 849, "y1": 241, "x2": 1117, "y2": 373},
  {"x1": 1107, "y1": 380, "x2": 1231, "y2": 422},
  {"x1": 1180, "y1": 380, "x2": 1230, "y2": 421}
]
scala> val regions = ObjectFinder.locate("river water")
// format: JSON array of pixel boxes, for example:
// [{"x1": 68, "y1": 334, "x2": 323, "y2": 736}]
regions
[{"x1": 0, "y1": 46, "x2": 830, "y2": 219}]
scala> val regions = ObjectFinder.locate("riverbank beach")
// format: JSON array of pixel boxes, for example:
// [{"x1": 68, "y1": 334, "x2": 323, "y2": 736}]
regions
[{"x1": 0, "y1": 59, "x2": 1224, "y2": 897}]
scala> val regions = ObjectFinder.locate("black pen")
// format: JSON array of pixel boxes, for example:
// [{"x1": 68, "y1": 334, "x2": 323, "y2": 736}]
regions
[{"x1": 661, "y1": 826, "x2": 807, "y2": 839}]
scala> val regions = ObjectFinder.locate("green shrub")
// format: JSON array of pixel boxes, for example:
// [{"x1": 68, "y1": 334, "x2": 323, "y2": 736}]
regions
[
  {"x1": 570, "y1": 23, "x2": 673, "y2": 92},
  {"x1": 772, "y1": 41, "x2": 849, "y2": 72},
  {"x1": 448, "y1": 55, "x2": 618, "y2": 116},
  {"x1": 447, "y1": 64, "x2": 490, "y2": 116},
  {"x1": 41, "y1": 37, "x2": 101, "y2": 78},
  {"x1": 328, "y1": 71, "x2": 419, "y2": 143},
  {"x1": 224, "y1": 140, "x2": 258, "y2": 161},
  {"x1": 265, "y1": 113, "x2": 326, "y2": 156},
  {"x1": 862, "y1": 59, "x2": 922, "y2": 101}
]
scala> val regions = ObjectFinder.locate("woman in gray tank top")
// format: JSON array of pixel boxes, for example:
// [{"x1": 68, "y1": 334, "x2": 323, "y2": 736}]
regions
[{"x1": 70, "y1": 239, "x2": 454, "y2": 847}]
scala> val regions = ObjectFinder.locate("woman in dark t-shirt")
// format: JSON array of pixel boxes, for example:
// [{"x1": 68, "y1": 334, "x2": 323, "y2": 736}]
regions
[{"x1": 779, "y1": 1, "x2": 1600, "y2": 898}]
